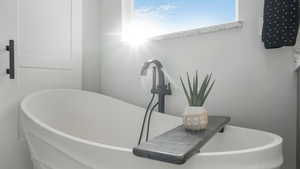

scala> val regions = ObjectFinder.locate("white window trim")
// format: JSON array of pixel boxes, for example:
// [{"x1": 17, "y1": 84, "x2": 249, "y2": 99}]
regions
[
  {"x1": 122, "y1": 0, "x2": 243, "y2": 41},
  {"x1": 151, "y1": 21, "x2": 243, "y2": 41}
]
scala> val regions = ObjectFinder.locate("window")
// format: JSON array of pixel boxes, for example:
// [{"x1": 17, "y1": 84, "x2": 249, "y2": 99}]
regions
[{"x1": 122, "y1": 0, "x2": 237, "y2": 45}]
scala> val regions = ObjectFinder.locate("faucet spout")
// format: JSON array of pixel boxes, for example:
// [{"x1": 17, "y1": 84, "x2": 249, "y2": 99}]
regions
[
  {"x1": 140, "y1": 60, "x2": 163, "y2": 76},
  {"x1": 140, "y1": 59, "x2": 171, "y2": 113}
]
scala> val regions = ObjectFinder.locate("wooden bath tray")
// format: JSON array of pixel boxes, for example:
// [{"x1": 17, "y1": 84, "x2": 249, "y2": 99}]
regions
[{"x1": 133, "y1": 116, "x2": 230, "y2": 165}]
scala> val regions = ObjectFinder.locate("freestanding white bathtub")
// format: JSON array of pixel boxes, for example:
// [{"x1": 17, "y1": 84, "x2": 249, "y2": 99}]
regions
[{"x1": 21, "y1": 89, "x2": 283, "y2": 169}]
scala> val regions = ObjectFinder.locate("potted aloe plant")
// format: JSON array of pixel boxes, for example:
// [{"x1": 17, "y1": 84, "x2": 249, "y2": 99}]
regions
[{"x1": 180, "y1": 71, "x2": 215, "y2": 131}]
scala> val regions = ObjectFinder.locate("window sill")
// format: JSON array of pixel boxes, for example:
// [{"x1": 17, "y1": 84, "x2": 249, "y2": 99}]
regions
[{"x1": 149, "y1": 21, "x2": 243, "y2": 41}]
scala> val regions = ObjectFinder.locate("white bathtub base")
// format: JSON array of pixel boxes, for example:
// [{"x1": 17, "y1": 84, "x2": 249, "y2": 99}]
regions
[{"x1": 21, "y1": 90, "x2": 284, "y2": 169}]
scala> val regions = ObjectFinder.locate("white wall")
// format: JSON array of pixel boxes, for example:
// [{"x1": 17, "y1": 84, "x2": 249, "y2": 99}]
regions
[
  {"x1": 90, "y1": 0, "x2": 298, "y2": 168},
  {"x1": 82, "y1": 0, "x2": 102, "y2": 92}
]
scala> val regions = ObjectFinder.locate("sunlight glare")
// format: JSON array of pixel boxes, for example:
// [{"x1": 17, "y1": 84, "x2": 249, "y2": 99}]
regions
[{"x1": 122, "y1": 20, "x2": 162, "y2": 47}]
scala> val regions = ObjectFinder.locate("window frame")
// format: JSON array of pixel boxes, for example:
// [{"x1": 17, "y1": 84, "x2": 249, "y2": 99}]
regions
[{"x1": 122, "y1": 0, "x2": 241, "y2": 41}]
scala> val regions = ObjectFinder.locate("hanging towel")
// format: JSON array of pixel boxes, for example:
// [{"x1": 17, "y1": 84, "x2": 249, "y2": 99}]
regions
[{"x1": 262, "y1": 0, "x2": 299, "y2": 49}]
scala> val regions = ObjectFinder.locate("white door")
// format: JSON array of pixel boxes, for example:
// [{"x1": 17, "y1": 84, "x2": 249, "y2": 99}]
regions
[
  {"x1": 0, "y1": 0, "x2": 82, "y2": 168},
  {"x1": 0, "y1": 0, "x2": 27, "y2": 168}
]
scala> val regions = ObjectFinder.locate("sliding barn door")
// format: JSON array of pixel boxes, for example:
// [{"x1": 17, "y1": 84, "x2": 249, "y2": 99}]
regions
[
  {"x1": 0, "y1": 0, "x2": 24, "y2": 167},
  {"x1": 0, "y1": 0, "x2": 81, "y2": 168}
]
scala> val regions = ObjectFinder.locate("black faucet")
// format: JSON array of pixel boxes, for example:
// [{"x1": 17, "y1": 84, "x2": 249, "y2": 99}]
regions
[{"x1": 140, "y1": 60, "x2": 172, "y2": 113}]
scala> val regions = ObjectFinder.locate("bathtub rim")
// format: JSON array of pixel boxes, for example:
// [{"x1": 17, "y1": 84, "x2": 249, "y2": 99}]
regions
[{"x1": 21, "y1": 89, "x2": 283, "y2": 157}]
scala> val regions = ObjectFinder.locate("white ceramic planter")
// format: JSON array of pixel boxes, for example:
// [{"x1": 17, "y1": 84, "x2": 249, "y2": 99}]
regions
[{"x1": 183, "y1": 106, "x2": 208, "y2": 131}]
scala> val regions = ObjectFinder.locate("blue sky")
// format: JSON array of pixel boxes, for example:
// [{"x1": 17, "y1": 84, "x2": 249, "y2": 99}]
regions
[{"x1": 134, "y1": 0, "x2": 236, "y2": 34}]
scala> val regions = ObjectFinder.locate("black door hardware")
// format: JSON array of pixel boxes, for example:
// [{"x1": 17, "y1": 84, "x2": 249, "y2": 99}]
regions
[{"x1": 5, "y1": 40, "x2": 15, "y2": 79}]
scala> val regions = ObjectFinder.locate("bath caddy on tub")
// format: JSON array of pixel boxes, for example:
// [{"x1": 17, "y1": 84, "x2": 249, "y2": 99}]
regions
[{"x1": 133, "y1": 116, "x2": 230, "y2": 164}]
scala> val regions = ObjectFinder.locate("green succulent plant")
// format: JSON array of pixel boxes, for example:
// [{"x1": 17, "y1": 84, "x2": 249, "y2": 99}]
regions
[{"x1": 180, "y1": 71, "x2": 215, "y2": 107}]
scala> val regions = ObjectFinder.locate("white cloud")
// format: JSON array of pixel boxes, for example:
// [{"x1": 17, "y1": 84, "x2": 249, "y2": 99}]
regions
[
  {"x1": 130, "y1": 3, "x2": 178, "y2": 36},
  {"x1": 134, "y1": 3, "x2": 177, "y2": 21},
  {"x1": 158, "y1": 4, "x2": 177, "y2": 11}
]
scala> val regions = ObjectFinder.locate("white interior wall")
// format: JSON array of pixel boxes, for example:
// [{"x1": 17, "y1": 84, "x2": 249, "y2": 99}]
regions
[
  {"x1": 90, "y1": 0, "x2": 298, "y2": 169},
  {"x1": 82, "y1": 0, "x2": 102, "y2": 92}
]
